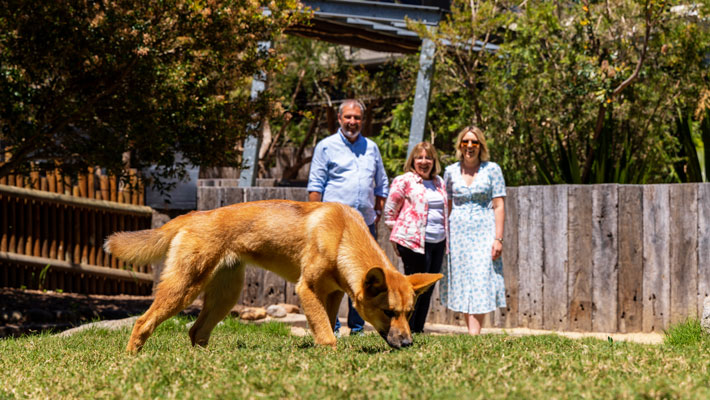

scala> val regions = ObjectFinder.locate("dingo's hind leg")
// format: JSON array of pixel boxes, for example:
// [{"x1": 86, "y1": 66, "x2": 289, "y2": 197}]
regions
[
  {"x1": 189, "y1": 263, "x2": 246, "y2": 347},
  {"x1": 126, "y1": 260, "x2": 208, "y2": 354},
  {"x1": 325, "y1": 291, "x2": 344, "y2": 330}
]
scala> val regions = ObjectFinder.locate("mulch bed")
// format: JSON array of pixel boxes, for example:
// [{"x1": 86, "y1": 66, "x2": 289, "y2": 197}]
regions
[{"x1": 0, "y1": 287, "x2": 201, "y2": 338}]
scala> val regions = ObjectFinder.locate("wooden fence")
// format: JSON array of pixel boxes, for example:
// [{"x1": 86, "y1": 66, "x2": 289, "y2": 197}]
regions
[
  {"x1": 0, "y1": 167, "x2": 154, "y2": 295},
  {"x1": 198, "y1": 182, "x2": 710, "y2": 333}
]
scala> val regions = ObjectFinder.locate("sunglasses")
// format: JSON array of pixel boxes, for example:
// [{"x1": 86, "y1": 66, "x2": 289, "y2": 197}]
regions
[{"x1": 460, "y1": 139, "x2": 480, "y2": 148}]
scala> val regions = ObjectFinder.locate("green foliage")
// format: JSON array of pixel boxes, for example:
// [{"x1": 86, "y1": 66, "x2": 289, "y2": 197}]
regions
[
  {"x1": 412, "y1": 0, "x2": 710, "y2": 185},
  {"x1": 0, "y1": 0, "x2": 304, "y2": 186},
  {"x1": 664, "y1": 319, "x2": 709, "y2": 347},
  {"x1": 263, "y1": 36, "x2": 417, "y2": 180}
]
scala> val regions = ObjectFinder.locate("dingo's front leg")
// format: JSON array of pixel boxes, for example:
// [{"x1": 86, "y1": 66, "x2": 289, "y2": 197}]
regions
[{"x1": 296, "y1": 282, "x2": 337, "y2": 348}]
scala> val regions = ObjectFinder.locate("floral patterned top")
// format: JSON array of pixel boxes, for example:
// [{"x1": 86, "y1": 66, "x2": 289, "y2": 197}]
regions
[{"x1": 384, "y1": 171, "x2": 449, "y2": 254}]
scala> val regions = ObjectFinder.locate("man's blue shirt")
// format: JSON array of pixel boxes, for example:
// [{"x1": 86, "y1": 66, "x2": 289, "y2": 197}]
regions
[{"x1": 307, "y1": 129, "x2": 389, "y2": 225}]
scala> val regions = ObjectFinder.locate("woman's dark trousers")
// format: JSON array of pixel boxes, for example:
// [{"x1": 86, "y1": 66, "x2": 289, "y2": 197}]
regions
[{"x1": 396, "y1": 240, "x2": 446, "y2": 333}]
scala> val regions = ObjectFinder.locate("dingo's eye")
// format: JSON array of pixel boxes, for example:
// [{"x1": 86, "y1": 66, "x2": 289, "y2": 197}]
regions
[{"x1": 383, "y1": 310, "x2": 396, "y2": 318}]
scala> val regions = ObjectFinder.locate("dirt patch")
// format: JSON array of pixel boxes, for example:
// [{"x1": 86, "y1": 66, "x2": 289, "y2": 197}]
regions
[{"x1": 0, "y1": 288, "x2": 200, "y2": 338}]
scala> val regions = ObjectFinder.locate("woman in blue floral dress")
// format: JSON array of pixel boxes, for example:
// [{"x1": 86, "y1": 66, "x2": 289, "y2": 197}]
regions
[{"x1": 442, "y1": 126, "x2": 506, "y2": 335}]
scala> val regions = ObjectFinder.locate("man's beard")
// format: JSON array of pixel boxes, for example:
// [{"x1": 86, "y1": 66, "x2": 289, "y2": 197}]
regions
[{"x1": 342, "y1": 129, "x2": 359, "y2": 141}]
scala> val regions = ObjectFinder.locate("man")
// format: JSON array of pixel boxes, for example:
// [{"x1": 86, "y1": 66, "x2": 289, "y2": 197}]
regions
[{"x1": 307, "y1": 99, "x2": 389, "y2": 336}]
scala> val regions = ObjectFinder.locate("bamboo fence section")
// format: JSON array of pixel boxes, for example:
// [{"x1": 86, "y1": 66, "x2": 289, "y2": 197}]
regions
[
  {"x1": 197, "y1": 182, "x2": 710, "y2": 333},
  {"x1": 0, "y1": 166, "x2": 153, "y2": 295}
]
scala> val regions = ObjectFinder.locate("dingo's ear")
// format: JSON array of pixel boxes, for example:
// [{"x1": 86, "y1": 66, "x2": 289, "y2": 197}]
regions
[
  {"x1": 364, "y1": 267, "x2": 387, "y2": 298},
  {"x1": 407, "y1": 273, "x2": 443, "y2": 297}
]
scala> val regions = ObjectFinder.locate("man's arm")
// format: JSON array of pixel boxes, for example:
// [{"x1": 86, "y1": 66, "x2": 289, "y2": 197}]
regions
[
  {"x1": 308, "y1": 192, "x2": 322, "y2": 202},
  {"x1": 307, "y1": 141, "x2": 328, "y2": 199},
  {"x1": 374, "y1": 195, "x2": 386, "y2": 225}
]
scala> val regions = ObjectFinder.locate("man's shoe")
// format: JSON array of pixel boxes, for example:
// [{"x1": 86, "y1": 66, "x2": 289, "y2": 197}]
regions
[
  {"x1": 334, "y1": 330, "x2": 341, "y2": 339},
  {"x1": 349, "y1": 330, "x2": 364, "y2": 337}
]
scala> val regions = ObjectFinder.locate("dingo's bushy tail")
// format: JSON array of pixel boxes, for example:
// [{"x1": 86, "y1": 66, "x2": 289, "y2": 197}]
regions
[{"x1": 104, "y1": 214, "x2": 190, "y2": 264}]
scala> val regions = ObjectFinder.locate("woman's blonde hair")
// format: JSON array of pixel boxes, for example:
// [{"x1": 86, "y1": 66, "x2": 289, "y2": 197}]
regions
[
  {"x1": 403, "y1": 142, "x2": 441, "y2": 179},
  {"x1": 454, "y1": 125, "x2": 490, "y2": 162}
]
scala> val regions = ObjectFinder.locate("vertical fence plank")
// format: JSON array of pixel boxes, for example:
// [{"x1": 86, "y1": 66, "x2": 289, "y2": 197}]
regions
[
  {"x1": 542, "y1": 185, "x2": 568, "y2": 330},
  {"x1": 0, "y1": 195, "x2": 7, "y2": 252},
  {"x1": 49, "y1": 203, "x2": 57, "y2": 259},
  {"x1": 23, "y1": 199, "x2": 32, "y2": 255},
  {"x1": 499, "y1": 187, "x2": 519, "y2": 328},
  {"x1": 87, "y1": 167, "x2": 95, "y2": 200},
  {"x1": 57, "y1": 204, "x2": 65, "y2": 262},
  {"x1": 40, "y1": 199, "x2": 49, "y2": 257},
  {"x1": 669, "y1": 184, "x2": 698, "y2": 325},
  {"x1": 32, "y1": 200, "x2": 41, "y2": 256},
  {"x1": 568, "y1": 185, "x2": 593, "y2": 331},
  {"x1": 517, "y1": 186, "x2": 543, "y2": 328},
  {"x1": 698, "y1": 184, "x2": 710, "y2": 318},
  {"x1": 592, "y1": 184, "x2": 618, "y2": 332},
  {"x1": 617, "y1": 186, "x2": 643, "y2": 332},
  {"x1": 65, "y1": 205, "x2": 74, "y2": 262},
  {"x1": 643, "y1": 184, "x2": 670, "y2": 332},
  {"x1": 241, "y1": 267, "x2": 266, "y2": 307}
]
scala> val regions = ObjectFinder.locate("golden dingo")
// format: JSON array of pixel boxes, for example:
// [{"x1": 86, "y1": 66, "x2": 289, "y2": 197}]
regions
[{"x1": 105, "y1": 200, "x2": 442, "y2": 353}]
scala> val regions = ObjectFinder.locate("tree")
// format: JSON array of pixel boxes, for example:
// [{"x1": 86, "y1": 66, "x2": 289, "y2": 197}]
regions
[
  {"x1": 413, "y1": 0, "x2": 710, "y2": 185},
  {"x1": 261, "y1": 36, "x2": 416, "y2": 182},
  {"x1": 0, "y1": 0, "x2": 304, "y2": 187}
]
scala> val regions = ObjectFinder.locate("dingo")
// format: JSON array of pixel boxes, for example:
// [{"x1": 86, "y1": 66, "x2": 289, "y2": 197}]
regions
[{"x1": 105, "y1": 200, "x2": 442, "y2": 353}]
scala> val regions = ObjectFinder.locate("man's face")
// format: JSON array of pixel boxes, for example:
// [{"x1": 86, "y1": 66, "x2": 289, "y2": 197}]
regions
[{"x1": 338, "y1": 104, "x2": 363, "y2": 136}]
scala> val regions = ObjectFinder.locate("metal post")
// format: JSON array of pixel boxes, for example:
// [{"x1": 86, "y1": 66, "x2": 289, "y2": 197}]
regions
[
  {"x1": 239, "y1": 41, "x2": 271, "y2": 188},
  {"x1": 407, "y1": 36, "x2": 436, "y2": 158}
]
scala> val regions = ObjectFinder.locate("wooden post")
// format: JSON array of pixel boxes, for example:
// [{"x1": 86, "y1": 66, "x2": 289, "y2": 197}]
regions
[
  {"x1": 669, "y1": 184, "x2": 698, "y2": 325},
  {"x1": 698, "y1": 184, "x2": 710, "y2": 319},
  {"x1": 55, "y1": 169, "x2": 64, "y2": 195},
  {"x1": 0, "y1": 195, "x2": 7, "y2": 252},
  {"x1": 642, "y1": 185, "x2": 670, "y2": 332},
  {"x1": 41, "y1": 199, "x2": 49, "y2": 258},
  {"x1": 78, "y1": 173, "x2": 87, "y2": 198},
  {"x1": 618, "y1": 185, "x2": 643, "y2": 333},
  {"x1": 96, "y1": 210, "x2": 104, "y2": 267},
  {"x1": 542, "y1": 185, "x2": 569, "y2": 331},
  {"x1": 30, "y1": 168, "x2": 40, "y2": 190},
  {"x1": 129, "y1": 169, "x2": 138, "y2": 205},
  {"x1": 73, "y1": 207, "x2": 82, "y2": 263},
  {"x1": 100, "y1": 175, "x2": 109, "y2": 202},
  {"x1": 568, "y1": 185, "x2": 593, "y2": 332},
  {"x1": 592, "y1": 184, "x2": 618, "y2": 333},
  {"x1": 63, "y1": 175, "x2": 71, "y2": 196},
  {"x1": 57, "y1": 205, "x2": 66, "y2": 262},
  {"x1": 87, "y1": 167, "x2": 95, "y2": 200},
  {"x1": 500, "y1": 187, "x2": 519, "y2": 329},
  {"x1": 88, "y1": 209, "x2": 96, "y2": 265},
  {"x1": 49, "y1": 203, "x2": 57, "y2": 259},
  {"x1": 24, "y1": 199, "x2": 32, "y2": 255},
  {"x1": 8, "y1": 197, "x2": 17, "y2": 253},
  {"x1": 517, "y1": 186, "x2": 543, "y2": 328},
  {"x1": 47, "y1": 170, "x2": 56, "y2": 193},
  {"x1": 109, "y1": 175, "x2": 117, "y2": 202}
]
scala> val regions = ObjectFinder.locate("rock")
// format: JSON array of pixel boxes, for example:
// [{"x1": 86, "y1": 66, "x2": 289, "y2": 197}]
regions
[
  {"x1": 239, "y1": 307, "x2": 267, "y2": 321},
  {"x1": 701, "y1": 297, "x2": 710, "y2": 335},
  {"x1": 266, "y1": 305, "x2": 287, "y2": 318},
  {"x1": 276, "y1": 303, "x2": 300, "y2": 314},
  {"x1": 11, "y1": 311, "x2": 23, "y2": 322}
]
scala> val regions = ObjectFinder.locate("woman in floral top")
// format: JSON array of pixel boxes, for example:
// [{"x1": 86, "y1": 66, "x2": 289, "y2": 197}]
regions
[{"x1": 384, "y1": 142, "x2": 448, "y2": 333}]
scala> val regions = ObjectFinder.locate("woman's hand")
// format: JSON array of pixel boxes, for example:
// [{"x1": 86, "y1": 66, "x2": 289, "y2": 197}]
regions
[
  {"x1": 391, "y1": 241, "x2": 400, "y2": 257},
  {"x1": 491, "y1": 239, "x2": 503, "y2": 261}
]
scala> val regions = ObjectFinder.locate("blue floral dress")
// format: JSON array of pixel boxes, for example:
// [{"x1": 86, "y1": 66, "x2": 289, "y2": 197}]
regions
[{"x1": 441, "y1": 161, "x2": 506, "y2": 314}]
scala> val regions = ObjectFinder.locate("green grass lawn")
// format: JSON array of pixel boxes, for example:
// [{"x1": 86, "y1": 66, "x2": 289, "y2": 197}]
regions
[{"x1": 1, "y1": 317, "x2": 709, "y2": 399}]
